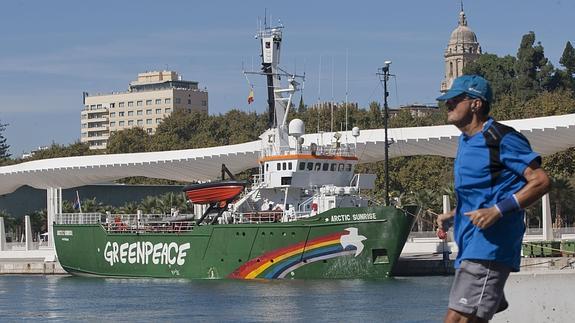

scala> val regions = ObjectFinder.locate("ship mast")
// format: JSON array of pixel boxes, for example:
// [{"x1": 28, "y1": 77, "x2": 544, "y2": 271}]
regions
[
  {"x1": 248, "y1": 20, "x2": 304, "y2": 155},
  {"x1": 377, "y1": 61, "x2": 393, "y2": 206}
]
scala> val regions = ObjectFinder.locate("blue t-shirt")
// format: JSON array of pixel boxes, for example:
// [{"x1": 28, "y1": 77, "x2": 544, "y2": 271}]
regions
[{"x1": 453, "y1": 118, "x2": 540, "y2": 271}]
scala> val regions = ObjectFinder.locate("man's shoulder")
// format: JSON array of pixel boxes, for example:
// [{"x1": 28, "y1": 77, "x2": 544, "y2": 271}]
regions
[{"x1": 484, "y1": 120, "x2": 517, "y2": 143}]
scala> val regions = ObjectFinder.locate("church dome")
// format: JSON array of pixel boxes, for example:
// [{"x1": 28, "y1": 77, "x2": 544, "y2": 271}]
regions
[{"x1": 449, "y1": 11, "x2": 478, "y2": 45}]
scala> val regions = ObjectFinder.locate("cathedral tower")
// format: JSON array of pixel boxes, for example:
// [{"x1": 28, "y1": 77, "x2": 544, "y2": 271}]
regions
[{"x1": 440, "y1": 5, "x2": 482, "y2": 92}]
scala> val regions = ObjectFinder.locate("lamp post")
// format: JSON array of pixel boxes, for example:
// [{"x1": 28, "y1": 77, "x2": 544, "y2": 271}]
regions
[{"x1": 378, "y1": 61, "x2": 392, "y2": 206}]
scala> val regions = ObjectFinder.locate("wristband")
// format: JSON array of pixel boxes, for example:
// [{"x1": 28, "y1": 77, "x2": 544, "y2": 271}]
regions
[{"x1": 495, "y1": 194, "x2": 521, "y2": 216}]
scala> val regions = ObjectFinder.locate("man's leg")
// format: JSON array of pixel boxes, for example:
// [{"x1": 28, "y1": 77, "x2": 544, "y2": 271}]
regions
[{"x1": 445, "y1": 260, "x2": 511, "y2": 322}]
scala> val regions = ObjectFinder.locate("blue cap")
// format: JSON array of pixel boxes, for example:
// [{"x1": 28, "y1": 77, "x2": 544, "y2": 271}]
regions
[{"x1": 437, "y1": 75, "x2": 493, "y2": 103}]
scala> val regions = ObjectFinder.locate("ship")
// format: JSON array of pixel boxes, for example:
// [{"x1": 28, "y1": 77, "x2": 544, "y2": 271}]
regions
[{"x1": 53, "y1": 23, "x2": 415, "y2": 279}]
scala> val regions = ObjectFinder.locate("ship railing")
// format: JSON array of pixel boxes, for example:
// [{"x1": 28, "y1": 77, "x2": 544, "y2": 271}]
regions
[
  {"x1": 261, "y1": 145, "x2": 357, "y2": 159},
  {"x1": 235, "y1": 210, "x2": 311, "y2": 223},
  {"x1": 104, "y1": 220, "x2": 195, "y2": 234},
  {"x1": 56, "y1": 213, "x2": 102, "y2": 224},
  {"x1": 55, "y1": 213, "x2": 197, "y2": 234}
]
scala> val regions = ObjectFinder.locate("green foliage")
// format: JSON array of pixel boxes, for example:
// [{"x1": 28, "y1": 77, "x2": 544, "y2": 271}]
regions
[
  {"x1": 107, "y1": 127, "x2": 150, "y2": 154},
  {"x1": 27, "y1": 141, "x2": 93, "y2": 161},
  {"x1": 0, "y1": 121, "x2": 11, "y2": 161},
  {"x1": 463, "y1": 53, "x2": 517, "y2": 102}
]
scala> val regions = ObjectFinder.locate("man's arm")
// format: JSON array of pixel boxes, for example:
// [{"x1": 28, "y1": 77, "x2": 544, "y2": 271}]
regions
[
  {"x1": 514, "y1": 161, "x2": 551, "y2": 209},
  {"x1": 465, "y1": 160, "x2": 551, "y2": 229}
]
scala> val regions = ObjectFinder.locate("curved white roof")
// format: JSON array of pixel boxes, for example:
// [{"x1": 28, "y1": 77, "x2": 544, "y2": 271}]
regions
[{"x1": 1, "y1": 114, "x2": 574, "y2": 195}]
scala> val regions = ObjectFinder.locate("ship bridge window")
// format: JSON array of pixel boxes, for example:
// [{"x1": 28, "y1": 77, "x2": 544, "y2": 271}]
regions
[
  {"x1": 266, "y1": 163, "x2": 269, "y2": 171},
  {"x1": 338, "y1": 163, "x2": 345, "y2": 171},
  {"x1": 314, "y1": 163, "x2": 321, "y2": 171},
  {"x1": 322, "y1": 163, "x2": 329, "y2": 171},
  {"x1": 261, "y1": 164, "x2": 265, "y2": 174},
  {"x1": 307, "y1": 162, "x2": 313, "y2": 171},
  {"x1": 330, "y1": 164, "x2": 336, "y2": 171},
  {"x1": 282, "y1": 162, "x2": 287, "y2": 170},
  {"x1": 346, "y1": 164, "x2": 352, "y2": 171},
  {"x1": 288, "y1": 162, "x2": 292, "y2": 170},
  {"x1": 277, "y1": 163, "x2": 281, "y2": 171},
  {"x1": 299, "y1": 162, "x2": 305, "y2": 170}
]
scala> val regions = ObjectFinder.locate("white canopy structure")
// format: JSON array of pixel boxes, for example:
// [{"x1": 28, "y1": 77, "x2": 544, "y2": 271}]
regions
[{"x1": 1, "y1": 113, "x2": 574, "y2": 196}]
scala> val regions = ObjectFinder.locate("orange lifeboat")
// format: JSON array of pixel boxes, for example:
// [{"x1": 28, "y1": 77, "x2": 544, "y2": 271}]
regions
[{"x1": 183, "y1": 180, "x2": 247, "y2": 204}]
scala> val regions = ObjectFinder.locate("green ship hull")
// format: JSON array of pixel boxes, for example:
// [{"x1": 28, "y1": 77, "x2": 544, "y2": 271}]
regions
[{"x1": 54, "y1": 206, "x2": 414, "y2": 279}]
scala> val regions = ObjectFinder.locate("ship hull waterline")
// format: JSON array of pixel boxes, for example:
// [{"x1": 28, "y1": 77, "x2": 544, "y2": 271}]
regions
[{"x1": 53, "y1": 206, "x2": 414, "y2": 279}]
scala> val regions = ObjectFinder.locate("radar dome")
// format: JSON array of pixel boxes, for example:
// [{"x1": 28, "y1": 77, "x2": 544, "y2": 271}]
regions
[
  {"x1": 289, "y1": 119, "x2": 305, "y2": 137},
  {"x1": 352, "y1": 127, "x2": 360, "y2": 137}
]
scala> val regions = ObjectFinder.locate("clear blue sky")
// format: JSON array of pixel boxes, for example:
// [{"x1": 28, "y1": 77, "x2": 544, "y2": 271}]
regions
[{"x1": 1, "y1": 0, "x2": 573, "y2": 156}]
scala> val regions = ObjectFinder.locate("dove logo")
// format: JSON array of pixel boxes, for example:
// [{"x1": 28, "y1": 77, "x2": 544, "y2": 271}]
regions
[{"x1": 340, "y1": 228, "x2": 367, "y2": 256}]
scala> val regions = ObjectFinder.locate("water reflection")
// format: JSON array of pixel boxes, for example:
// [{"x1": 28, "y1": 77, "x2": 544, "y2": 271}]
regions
[{"x1": 0, "y1": 276, "x2": 451, "y2": 322}]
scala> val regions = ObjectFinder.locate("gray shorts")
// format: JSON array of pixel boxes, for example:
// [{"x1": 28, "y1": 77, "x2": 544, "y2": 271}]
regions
[{"x1": 449, "y1": 260, "x2": 511, "y2": 320}]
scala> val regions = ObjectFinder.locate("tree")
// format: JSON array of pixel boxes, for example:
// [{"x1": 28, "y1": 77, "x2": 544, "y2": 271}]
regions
[
  {"x1": 514, "y1": 32, "x2": 555, "y2": 99},
  {"x1": 560, "y1": 41, "x2": 575, "y2": 76},
  {"x1": 0, "y1": 121, "x2": 10, "y2": 161},
  {"x1": 27, "y1": 141, "x2": 92, "y2": 161},
  {"x1": 107, "y1": 127, "x2": 150, "y2": 154},
  {"x1": 549, "y1": 177, "x2": 575, "y2": 227},
  {"x1": 559, "y1": 41, "x2": 575, "y2": 90},
  {"x1": 463, "y1": 53, "x2": 516, "y2": 102}
]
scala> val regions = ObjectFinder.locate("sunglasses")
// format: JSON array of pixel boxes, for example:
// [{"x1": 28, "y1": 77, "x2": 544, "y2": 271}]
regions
[{"x1": 446, "y1": 96, "x2": 474, "y2": 110}]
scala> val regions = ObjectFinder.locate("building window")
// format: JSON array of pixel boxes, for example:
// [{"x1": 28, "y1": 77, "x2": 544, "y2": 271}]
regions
[
  {"x1": 155, "y1": 99, "x2": 161, "y2": 105},
  {"x1": 202, "y1": 100, "x2": 207, "y2": 106},
  {"x1": 165, "y1": 108, "x2": 171, "y2": 114},
  {"x1": 119, "y1": 112, "x2": 125, "y2": 117},
  {"x1": 147, "y1": 128, "x2": 153, "y2": 134},
  {"x1": 119, "y1": 102, "x2": 124, "y2": 107},
  {"x1": 110, "y1": 121, "x2": 116, "y2": 127},
  {"x1": 137, "y1": 120, "x2": 143, "y2": 126},
  {"x1": 109, "y1": 112, "x2": 115, "y2": 118},
  {"x1": 110, "y1": 103, "x2": 115, "y2": 108},
  {"x1": 146, "y1": 109, "x2": 152, "y2": 115},
  {"x1": 137, "y1": 100, "x2": 143, "y2": 106},
  {"x1": 187, "y1": 99, "x2": 191, "y2": 104},
  {"x1": 146, "y1": 100, "x2": 152, "y2": 105},
  {"x1": 165, "y1": 98, "x2": 171, "y2": 104},
  {"x1": 146, "y1": 119, "x2": 152, "y2": 125},
  {"x1": 128, "y1": 111, "x2": 134, "y2": 116},
  {"x1": 119, "y1": 121, "x2": 125, "y2": 126},
  {"x1": 128, "y1": 120, "x2": 134, "y2": 126},
  {"x1": 175, "y1": 98, "x2": 181, "y2": 104},
  {"x1": 137, "y1": 110, "x2": 143, "y2": 116},
  {"x1": 128, "y1": 101, "x2": 134, "y2": 107},
  {"x1": 97, "y1": 104, "x2": 102, "y2": 109},
  {"x1": 156, "y1": 118, "x2": 162, "y2": 124},
  {"x1": 155, "y1": 108, "x2": 161, "y2": 114}
]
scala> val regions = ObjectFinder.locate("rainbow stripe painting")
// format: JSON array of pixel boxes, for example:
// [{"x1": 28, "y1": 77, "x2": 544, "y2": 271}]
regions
[{"x1": 229, "y1": 228, "x2": 366, "y2": 279}]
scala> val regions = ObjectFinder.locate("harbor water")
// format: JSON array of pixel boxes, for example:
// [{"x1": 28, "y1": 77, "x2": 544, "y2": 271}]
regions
[{"x1": 0, "y1": 275, "x2": 451, "y2": 322}]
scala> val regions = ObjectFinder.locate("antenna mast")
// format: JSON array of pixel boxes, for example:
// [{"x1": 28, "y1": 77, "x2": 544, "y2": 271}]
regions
[{"x1": 377, "y1": 61, "x2": 393, "y2": 206}]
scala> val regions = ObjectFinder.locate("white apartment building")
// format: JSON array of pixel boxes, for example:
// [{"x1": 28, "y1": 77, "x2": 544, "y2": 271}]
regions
[{"x1": 81, "y1": 71, "x2": 208, "y2": 149}]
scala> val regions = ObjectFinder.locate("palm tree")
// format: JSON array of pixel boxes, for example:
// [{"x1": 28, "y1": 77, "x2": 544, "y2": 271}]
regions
[
  {"x1": 119, "y1": 202, "x2": 138, "y2": 214},
  {"x1": 549, "y1": 177, "x2": 575, "y2": 228},
  {"x1": 413, "y1": 189, "x2": 438, "y2": 232}
]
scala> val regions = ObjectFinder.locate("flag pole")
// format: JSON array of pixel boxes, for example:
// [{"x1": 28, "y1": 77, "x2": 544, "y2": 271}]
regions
[{"x1": 76, "y1": 190, "x2": 83, "y2": 214}]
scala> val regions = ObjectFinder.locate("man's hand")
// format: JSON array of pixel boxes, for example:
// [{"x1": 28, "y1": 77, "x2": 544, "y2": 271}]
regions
[
  {"x1": 436, "y1": 211, "x2": 455, "y2": 231},
  {"x1": 464, "y1": 206, "x2": 501, "y2": 229}
]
